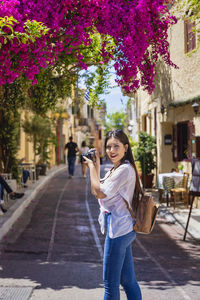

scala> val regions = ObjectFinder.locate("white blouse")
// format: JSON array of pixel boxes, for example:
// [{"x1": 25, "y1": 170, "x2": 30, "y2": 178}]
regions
[
  {"x1": 80, "y1": 146, "x2": 89, "y2": 154},
  {"x1": 98, "y1": 162, "x2": 136, "y2": 238}
]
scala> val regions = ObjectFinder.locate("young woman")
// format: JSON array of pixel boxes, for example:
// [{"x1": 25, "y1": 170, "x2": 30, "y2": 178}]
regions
[
  {"x1": 83, "y1": 129, "x2": 142, "y2": 300},
  {"x1": 80, "y1": 141, "x2": 89, "y2": 177}
]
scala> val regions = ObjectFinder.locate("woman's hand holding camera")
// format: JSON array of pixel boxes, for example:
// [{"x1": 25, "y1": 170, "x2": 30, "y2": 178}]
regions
[
  {"x1": 83, "y1": 155, "x2": 94, "y2": 167},
  {"x1": 83, "y1": 148, "x2": 102, "y2": 194},
  {"x1": 83, "y1": 148, "x2": 100, "y2": 168}
]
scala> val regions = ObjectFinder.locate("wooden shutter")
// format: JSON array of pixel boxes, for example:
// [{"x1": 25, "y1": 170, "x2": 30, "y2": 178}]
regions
[
  {"x1": 154, "y1": 107, "x2": 157, "y2": 137},
  {"x1": 187, "y1": 121, "x2": 195, "y2": 159},
  {"x1": 185, "y1": 20, "x2": 196, "y2": 53},
  {"x1": 196, "y1": 137, "x2": 200, "y2": 158},
  {"x1": 172, "y1": 124, "x2": 178, "y2": 161}
]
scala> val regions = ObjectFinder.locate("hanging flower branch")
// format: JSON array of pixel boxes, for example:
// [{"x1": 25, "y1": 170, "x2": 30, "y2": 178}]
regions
[{"x1": 0, "y1": 0, "x2": 177, "y2": 93}]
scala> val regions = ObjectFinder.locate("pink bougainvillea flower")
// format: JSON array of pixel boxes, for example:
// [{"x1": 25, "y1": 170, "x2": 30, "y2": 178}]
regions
[{"x1": 0, "y1": 0, "x2": 177, "y2": 93}]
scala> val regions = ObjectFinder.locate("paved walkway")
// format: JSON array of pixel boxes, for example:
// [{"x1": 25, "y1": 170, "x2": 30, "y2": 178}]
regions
[
  {"x1": 1, "y1": 164, "x2": 199, "y2": 243},
  {"x1": 0, "y1": 164, "x2": 199, "y2": 300},
  {"x1": 150, "y1": 189, "x2": 200, "y2": 242},
  {"x1": 0, "y1": 164, "x2": 67, "y2": 242}
]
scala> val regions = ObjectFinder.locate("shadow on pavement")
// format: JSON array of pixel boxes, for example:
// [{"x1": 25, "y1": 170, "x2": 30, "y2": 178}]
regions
[{"x1": 0, "y1": 259, "x2": 103, "y2": 290}]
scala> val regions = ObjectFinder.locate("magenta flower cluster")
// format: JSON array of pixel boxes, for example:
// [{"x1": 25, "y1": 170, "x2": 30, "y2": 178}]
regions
[{"x1": 0, "y1": 0, "x2": 176, "y2": 93}]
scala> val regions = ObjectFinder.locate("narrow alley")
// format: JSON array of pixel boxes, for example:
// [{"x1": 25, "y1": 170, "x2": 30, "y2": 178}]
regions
[{"x1": 0, "y1": 165, "x2": 199, "y2": 300}]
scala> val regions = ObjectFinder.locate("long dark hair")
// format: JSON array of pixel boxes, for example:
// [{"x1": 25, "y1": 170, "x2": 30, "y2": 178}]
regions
[
  {"x1": 104, "y1": 129, "x2": 142, "y2": 211},
  {"x1": 81, "y1": 141, "x2": 86, "y2": 147}
]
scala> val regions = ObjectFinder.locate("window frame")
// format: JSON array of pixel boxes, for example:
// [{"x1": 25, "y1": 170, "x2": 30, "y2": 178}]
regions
[
  {"x1": 184, "y1": 19, "x2": 196, "y2": 53},
  {"x1": 172, "y1": 121, "x2": 195, "y2": 162}
]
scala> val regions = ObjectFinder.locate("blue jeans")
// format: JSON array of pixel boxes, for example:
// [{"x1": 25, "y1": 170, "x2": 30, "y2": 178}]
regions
[
  {"x1": 67, "y1": 156, "x2": 76, "y2": 176},
  {"x1": 103, "y1": 213, "x2": 142, "y2": 300},
  {"x1": 23, "y1": 170, "x2": 30, "y2": 184},
  {"x1": 0, "y1": 175, "x2": 12, "y2": 204}
]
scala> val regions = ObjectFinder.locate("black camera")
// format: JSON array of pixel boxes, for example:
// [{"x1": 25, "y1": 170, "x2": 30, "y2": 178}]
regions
[{"x1": 82, "y1": 149, "x2": 96, "y2": 162}]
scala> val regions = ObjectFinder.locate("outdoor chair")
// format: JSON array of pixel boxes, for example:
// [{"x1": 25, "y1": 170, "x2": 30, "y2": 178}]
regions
[
  {"x1": 1, "y1": 173, "x2": 12, "y2": 180},
  {"x1": 162, "y1": 176, "x2": 175, "y2": 206},
  {"x1": 170, "y1": 172, "x2": 190, "y2": 209}
]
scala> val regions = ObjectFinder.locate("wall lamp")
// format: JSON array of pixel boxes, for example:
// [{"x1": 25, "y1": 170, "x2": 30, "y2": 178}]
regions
[{"x1": 192, "y1": 101, "x2": 199, "y2": 115}]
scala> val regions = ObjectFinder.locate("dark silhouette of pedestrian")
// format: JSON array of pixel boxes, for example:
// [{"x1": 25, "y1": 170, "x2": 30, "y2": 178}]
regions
[{"x1": 64, "y1": 136, "x2": 79, "y2": 178}]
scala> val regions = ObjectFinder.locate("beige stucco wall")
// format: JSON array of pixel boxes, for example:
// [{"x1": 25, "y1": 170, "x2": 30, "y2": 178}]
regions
[
  {"x1": 194, "y1": 116, "x2": 200, "y2": 136},
  {"x1": 169, "y1": 20, "x2": 200, "y2": 102},
  {"x1": 168, "y1": 104, "x2": 194, "y2": 124},
  {"x1": 132, "y1": 10, "x2": 200, "y2": 206},
  {"x1": 17, "y1": 111, "x2": 35, "y2": 163},
  {"x1": 157, "y1": 122, "x2": 174, "y2": 173}
]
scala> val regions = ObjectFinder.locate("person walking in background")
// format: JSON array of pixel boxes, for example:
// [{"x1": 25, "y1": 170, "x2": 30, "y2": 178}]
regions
[
  {"x1": 64, "y1": 136, "x2": 79, "y2": 178},
  {"x1": 80, "y1": 141, "x2": 89, "y2": 178},
  {"x1": 83, "y1": 129, "x2": 142, "y2": 300},
  {"x1": 19, "y1": 158, "x2": 30, "y2": 187},
  {"x1": 0, "y1": 175, "x2": 24, "y2": 213}
]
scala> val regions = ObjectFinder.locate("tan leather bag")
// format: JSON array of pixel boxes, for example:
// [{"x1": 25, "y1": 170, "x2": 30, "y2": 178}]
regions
[
  {"x1": 124, "y1": 162, "x2": 159, "y2": 234},
  {"x1": 124, "y1": 193, "x2": 159, "y2": 234}
]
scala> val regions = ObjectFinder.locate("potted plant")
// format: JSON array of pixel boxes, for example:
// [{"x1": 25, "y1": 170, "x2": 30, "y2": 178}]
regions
[
  {"x1": 36, "y1": 117, "x2": 56, "y2": 175},
  {"x1": 134, "y1": 132, "x2": 156, "y2": 188},
  {"x1": 22, "y1": 115, "x2": 56, "y2": 177},
  {"x1": 178, "y1": 164, "x2": 184, "y2": 173}
]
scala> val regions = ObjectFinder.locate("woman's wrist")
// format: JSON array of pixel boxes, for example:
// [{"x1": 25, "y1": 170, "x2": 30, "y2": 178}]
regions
[{"x1": 88, "y1": 161, "x2": 95, "y2": 168}]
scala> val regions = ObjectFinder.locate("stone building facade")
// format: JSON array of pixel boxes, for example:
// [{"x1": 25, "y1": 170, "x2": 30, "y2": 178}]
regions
[{"x1": 134, "y1": 14, "x2": 200, "y2": 177}]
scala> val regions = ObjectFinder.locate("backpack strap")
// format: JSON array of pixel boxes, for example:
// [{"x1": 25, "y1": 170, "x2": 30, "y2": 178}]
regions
[
  {"x1": 129, "y1": 160, "x2": 145, "y2": 212},
  {"x1": 132, "y1": 160, "x2": 144, "y2": 195},
  {"x1": 123, "y1": 198, "x2": 136, "y2": 220}
]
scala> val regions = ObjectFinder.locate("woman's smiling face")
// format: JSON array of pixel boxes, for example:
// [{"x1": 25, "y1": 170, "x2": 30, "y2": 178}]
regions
[{"x1": 105, "y1": 137, "x2": 128, "y2": 167}]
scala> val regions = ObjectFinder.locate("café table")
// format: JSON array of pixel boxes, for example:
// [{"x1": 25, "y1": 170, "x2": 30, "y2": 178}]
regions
[{"x1": 157, "y1": 172, "x2": 184, "y2": 205}]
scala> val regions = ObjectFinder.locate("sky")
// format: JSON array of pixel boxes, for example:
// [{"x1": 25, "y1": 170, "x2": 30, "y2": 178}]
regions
[
  {"x1": 80, "y1": 67, "x2": 129, "y2": 115},
  {"x1": 102, "y1": 76, "x2": 129, "y2": 115}
]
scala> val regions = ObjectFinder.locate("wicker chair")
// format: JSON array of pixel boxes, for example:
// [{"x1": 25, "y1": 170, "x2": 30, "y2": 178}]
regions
[
  {"x1": 170, "y1": 172, "x2": 190, "y2": 209},
  {"x1": 163, "y1": 176, "x2": 175, "y2": 206}
]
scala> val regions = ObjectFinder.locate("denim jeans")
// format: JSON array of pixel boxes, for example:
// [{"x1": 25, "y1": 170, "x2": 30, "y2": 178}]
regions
[
  {"x1": 67, "y1": 156, "x2": 76, "y2": 176},
  {"x1": 103, "y1": 213, "x2": 142, "y2": 300},
  {"x1": 0, "y1": 175, "x2": 12, "y2": 204},
  {"x1": 0, "y1": 176, "x2": 12, "y2": 194},
  {"x1": 22, "y1": 169, "x2": 30, "y2": 184}
]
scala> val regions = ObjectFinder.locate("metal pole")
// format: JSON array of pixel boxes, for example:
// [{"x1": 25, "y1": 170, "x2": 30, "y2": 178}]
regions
[{"x1": 183, "y1": 195, "x2": 195, "y2": 241}]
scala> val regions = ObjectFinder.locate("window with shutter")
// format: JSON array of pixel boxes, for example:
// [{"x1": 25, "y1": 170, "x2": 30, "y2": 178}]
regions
[
  {"x1": 184, "y1": 20, "x2": 196, "y2": 53},
  {"x1": 187, "y1": 121, "x2": 195, "y2": 159},
  {"x1": 196, "y1": 136, "x2": 200, "y2": 158},
  {"x1": 142, "y1": 115, "x2": 147, "y2": 132},
  {"x1": 172, "y1": 124, "x2": 178, "y2": 162},
  {"x1": 91, "y1": 108, "x2": 94, "y2": 119},
  {"x1": 154, "y1": 107, "x2": 157, "y2": 137},
  {"x1": 173, "y1": 121, "x2": 195, "y2": 161},
  {"x1": 177, "y1": 122, "x2": 188, "y2": 160}
]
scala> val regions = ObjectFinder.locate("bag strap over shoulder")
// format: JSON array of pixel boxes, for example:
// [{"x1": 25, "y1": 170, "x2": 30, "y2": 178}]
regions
[
  {"x1": 131, "y1": 159, "x2": 145, "y2": 213},
  {"x1": 132, "y1": 160, "x2": 144, "y2": 194},
  {"x1": 123, "y1": 198, "x2": 136, "y2": 220}
]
